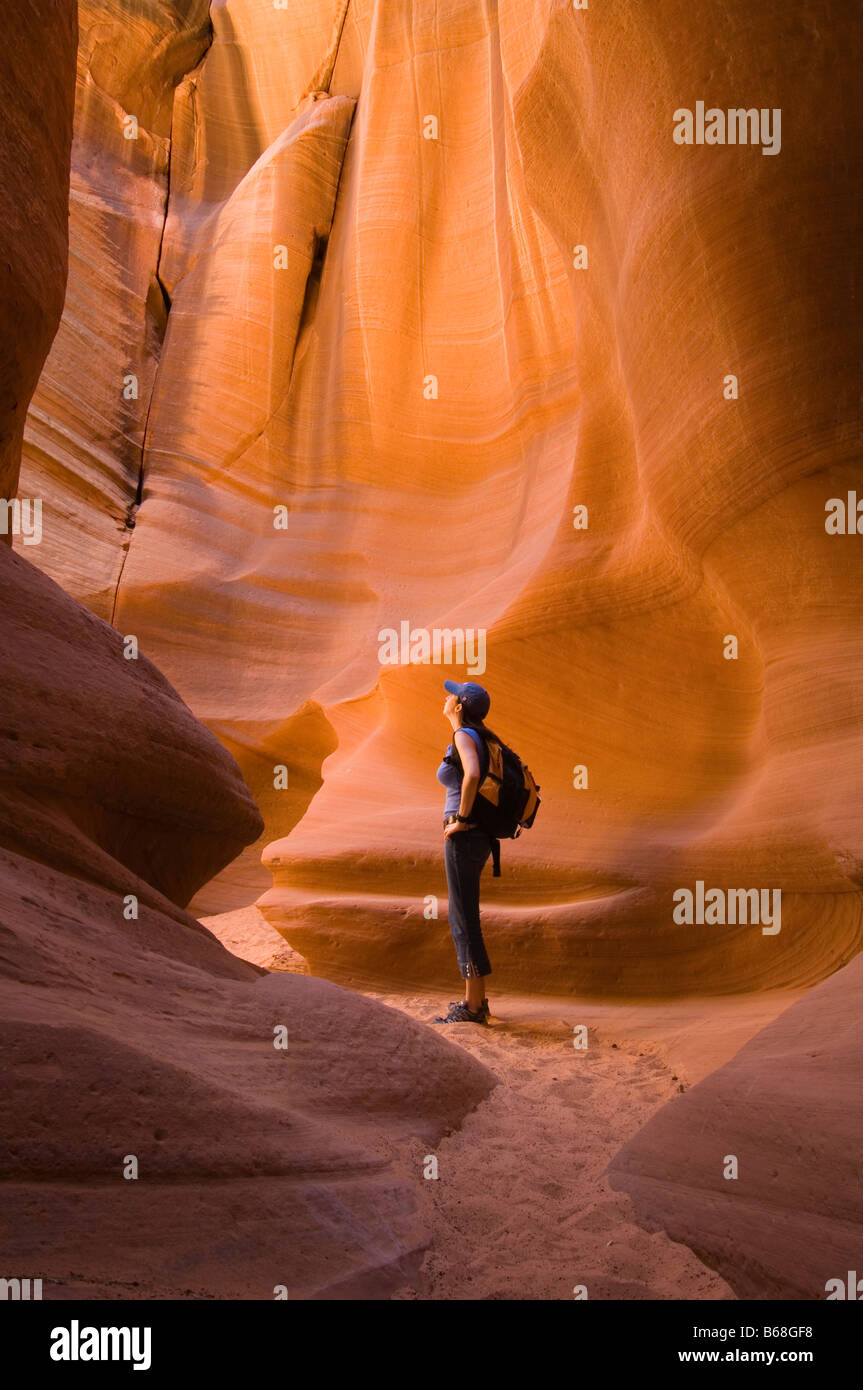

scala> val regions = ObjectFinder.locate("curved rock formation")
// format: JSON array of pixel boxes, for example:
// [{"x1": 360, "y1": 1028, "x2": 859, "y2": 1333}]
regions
[
  {"x1": 1, "y1": 543, "x2": 263, "y2": 907},
  {"x1": 18, "y1": 0, "x2": 863, "y2": 996},
  {"x1": 1, "y1": 3, "x2": 495, "y2": 1298},
  {"x1": 0, "y1": 831, "x2": 495, "y2": 1296},
  {"x1": 0, "y1": 560, "x2": 495, "y2": 1296},
  {"x1": 16, "y1": 0, "x2": 213, "y2": 607},
  {"x1": 0, "y1": 0, "x2": 76, "y2": 498},
  {"x1": 607, "y1": 952, "x2": 863, "y2": 1299}
]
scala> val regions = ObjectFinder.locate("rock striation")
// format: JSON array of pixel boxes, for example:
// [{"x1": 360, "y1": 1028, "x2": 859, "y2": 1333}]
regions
[
  {"x1": 1, "y1": 1, "x2": 495, "y2": 1298},
  {"x1": 17, "y1": 0, "x2": 863, "y2": 997},
  {"x1": 0, "y1": 0, "x2": 77, "y2": 499},
  {"x1": 608, "y1": 953, "x2": 863, "y2": 1300}
]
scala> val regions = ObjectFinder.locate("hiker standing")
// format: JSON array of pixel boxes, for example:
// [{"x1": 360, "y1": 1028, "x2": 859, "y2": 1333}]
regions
[{"x1": 433, "y1": 680, "x2": 498, "y2": 1025}]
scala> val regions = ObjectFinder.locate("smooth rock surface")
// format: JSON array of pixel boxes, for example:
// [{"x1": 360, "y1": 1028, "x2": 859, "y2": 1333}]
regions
[
  {"x1": 17, "y1": 1, "x2": 863, "y2": 995},
  {"x1": 0, "y1": 542, "x2": 494, "y2": 1303},
  {"x1": 0, "y1": 0, "x2": 76, "y2": 499},
  {"x1": 1, "y1": 7, "x2": 495, "y2": 1296},
  {"x1": 607, "y1": 953, "x2": 863, "y2": 1300}
]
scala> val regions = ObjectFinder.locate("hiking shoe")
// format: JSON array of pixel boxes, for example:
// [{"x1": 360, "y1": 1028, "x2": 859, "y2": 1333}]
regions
[
  {"x1": 434, "y1": 1001, "x2": 488, "y2": 1025},
  {"x1": 448, "y1": 997, "x2": 490, "y2": 1021}
]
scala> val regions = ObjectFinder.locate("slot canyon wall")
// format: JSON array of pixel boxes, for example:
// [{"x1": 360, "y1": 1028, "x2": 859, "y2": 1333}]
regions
[
  {"x1": 0, "y1": 0, "x2": 496, "y2": 1299},
  {"x1": 4, "y1": 0, "x2": 861, "y2": 1306},
  {"x1": 17, "y1": 0, "x2": 863, "y2": 999},
  {"x1": 608, "y1": 950, "x2": 863, "y2": 1298}
]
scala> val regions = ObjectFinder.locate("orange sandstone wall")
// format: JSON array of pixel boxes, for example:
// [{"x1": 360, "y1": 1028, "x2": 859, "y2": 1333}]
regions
[
  {"x1": 19, "y1": 1, "x2": 863, "y2": 993},
  {"x1": 608, "y1": 951, "x2": 863, "y2": 1298},
  {"x1": 0, "y1": 0, "x2": 76, "y2": 499},
  {"x1": 0, "y1": 6, "x2": 495, "y2": 1296}
]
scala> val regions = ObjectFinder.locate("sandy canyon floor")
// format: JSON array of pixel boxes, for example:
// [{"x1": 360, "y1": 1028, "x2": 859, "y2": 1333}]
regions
[{"x1": 204, "y1": 907, "x2": 805, "y2": 1301}]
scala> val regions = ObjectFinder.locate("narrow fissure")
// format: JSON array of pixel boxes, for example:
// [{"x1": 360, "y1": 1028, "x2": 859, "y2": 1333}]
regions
[
  {"x1": 110, "y1": 1, "x2": 354, "y2": 627},
  {"x1": 110, "y1": 16, "x2": 215, "y2": 626},
  {"x1": 302, "y1": 0, "x2": 351, "y2": 99}
]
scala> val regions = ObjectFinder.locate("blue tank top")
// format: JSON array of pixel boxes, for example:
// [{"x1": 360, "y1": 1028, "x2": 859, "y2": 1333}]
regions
[{"x1": 436, "y1": 727, "x2": 488, "y2": 814}]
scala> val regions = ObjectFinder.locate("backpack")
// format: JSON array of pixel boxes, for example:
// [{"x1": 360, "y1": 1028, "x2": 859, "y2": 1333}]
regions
[{"x1": 445, "y1": 730, "x2": 541, "y2": 875}]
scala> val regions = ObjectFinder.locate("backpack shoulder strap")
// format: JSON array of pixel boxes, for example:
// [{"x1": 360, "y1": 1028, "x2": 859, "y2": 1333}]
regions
[{"x1": 452, "y1": 725, "x2": 488, "y2": 772}]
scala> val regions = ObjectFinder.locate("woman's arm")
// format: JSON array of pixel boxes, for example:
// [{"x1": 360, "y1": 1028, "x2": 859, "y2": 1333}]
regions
[{"x1": 447, "y1": 728, "x2": 481, "y2": 833}]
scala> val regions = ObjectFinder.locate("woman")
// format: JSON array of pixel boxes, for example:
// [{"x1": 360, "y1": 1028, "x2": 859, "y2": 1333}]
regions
[{"x1": 433, "y1": 679, "x2": 497, "y2": 1025}]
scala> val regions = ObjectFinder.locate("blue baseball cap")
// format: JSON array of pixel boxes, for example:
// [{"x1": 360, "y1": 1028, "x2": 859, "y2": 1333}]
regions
[{"x1": 444, "y1": 680, "x2": 490, "y2": 719}]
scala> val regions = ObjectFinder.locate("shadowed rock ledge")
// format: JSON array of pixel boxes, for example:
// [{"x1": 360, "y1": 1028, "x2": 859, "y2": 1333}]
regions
[{"x1": 1, "y1": 0, "x2": 495, "y2": 1298}]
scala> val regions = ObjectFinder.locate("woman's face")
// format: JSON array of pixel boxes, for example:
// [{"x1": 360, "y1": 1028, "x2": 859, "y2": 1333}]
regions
[{"x1": 443, "y1": 692, "x2": 461, "y2": 718}]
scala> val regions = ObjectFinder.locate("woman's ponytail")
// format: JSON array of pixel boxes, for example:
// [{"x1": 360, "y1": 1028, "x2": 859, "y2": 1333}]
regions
[{"x1": 461, "y1": 714, "x2": 502, "y2": 745}]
